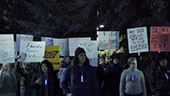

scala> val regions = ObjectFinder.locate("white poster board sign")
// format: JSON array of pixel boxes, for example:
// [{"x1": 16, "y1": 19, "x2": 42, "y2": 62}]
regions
[
  {"x1": 14, "y1": 42, "x2": 17, "y2": 59},
  {"x1": 19, "y1": 41, "x2": 45, "y2": 62},
  {"x1": 41, "y1": 37, "x2": 54, "y2": 46},
  {"x1": 54, "y1": 38, "x2": 68, "y2": 56},
  {"x1": 16, "y1": 34, "x2": 33, "y2": 51},
  {"x1": 68, "y1": 37, "x2": 91, "y2": 56},
  {"x1": 0, "y1": 34, "x2": 15, "y2": 63},
  {"x1": 78, "y1": 40, "x2": 98, "y2": 67},
  {"x1": 97, "y1": 31, "x2": 119, "y2": 50},
  {"x1": 127, "y1": 27, "x2": 149, "y2": 53}
]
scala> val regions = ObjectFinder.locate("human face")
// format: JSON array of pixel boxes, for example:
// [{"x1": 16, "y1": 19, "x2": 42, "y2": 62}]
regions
[
  {"x1": 60, "y1": 61, "x2": 64, "y2": 67},
  {"x1": 66, "y1": 57, "x2": 71, "y2": 64},
  {"x1": 113, "y1": 58, "x2": 119, "y2": 64},
  {"x1": 130, "y1": 60, "x2": 137, "y2": 69},
  {"x1": 159, "y1": 58, "x2": 167, "y2": 68},
  {"x1": 3, "y1": 63, "x2": 10, "y2": 72},
  {"x1": 78, "y1": 53, "x2": 86, "y2": 64},
  {"x1": 41, "y1": 63, "x2": 48, "y2": 73}
]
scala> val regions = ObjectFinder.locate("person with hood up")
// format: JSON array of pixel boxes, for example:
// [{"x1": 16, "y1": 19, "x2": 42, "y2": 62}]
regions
[
  {"x1": 150, "y1": 53, "x2": 170, "y2": 96},
  {"x1": 61, "y1": 47, "x2": 99, "y2": 96}
]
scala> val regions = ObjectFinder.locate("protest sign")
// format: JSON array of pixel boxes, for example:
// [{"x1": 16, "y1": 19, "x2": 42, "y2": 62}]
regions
[
  {"x1": 97, "y1": 31, "x2": 119, "y2": 50},
  {"x1": 53, "y1": 38, "x2": 68, "y2": 56},
  {"x1": 41, "y1": 37, "x2": 54, "y2": 46},
  {"x1": 14, "y1": 42, "x2": 17, "y2": 59},
  {"x1": 16, "y1": 34, "x2": 33, "y2": 51},
  {"x1": 150, "y1": 26, "x2": 170, "y2": 52},
  {"x1": 19, "y1": 41, "x2": 45, "y2": 62},
  {"x1": 44, "y1": 46, "x2": 60, "y2": 63},
  {"x1": 0, "y1": 34, "x2": 15, "y2": 63},
  {"x1": 78, "y1": 40, "x2": 98, "y2": 67},
  {"x1": 68, "y1": 37, "x2": 91, "y2": 56},
  {"x1": 127, "y1": 27, "x2": 149, "y2": 53}
]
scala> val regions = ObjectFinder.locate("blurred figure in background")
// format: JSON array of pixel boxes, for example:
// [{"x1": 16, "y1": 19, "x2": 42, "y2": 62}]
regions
[
  {"x1": 150, "y1": 53, "x2": 170, "y2": 96},
  {"x1": 0, "y1": 63, "x2": 17, "y2": 96},
  {"x1": 58, "y1": 57, "x2": 68, "y2": 88}
]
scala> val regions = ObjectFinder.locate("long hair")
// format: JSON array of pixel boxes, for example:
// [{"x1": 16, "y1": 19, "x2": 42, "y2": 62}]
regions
[
  {"x1": 39, "y1": 60, "x2": 54, "y2": 78},
  {"x1": 73, "y1": 56, "x2": 90, "y2": 66}
]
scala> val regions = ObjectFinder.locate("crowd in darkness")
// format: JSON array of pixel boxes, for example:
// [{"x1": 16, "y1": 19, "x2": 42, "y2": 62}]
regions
[{"x1": 0, "y1": 47, "x2": 170, "y2": 96}]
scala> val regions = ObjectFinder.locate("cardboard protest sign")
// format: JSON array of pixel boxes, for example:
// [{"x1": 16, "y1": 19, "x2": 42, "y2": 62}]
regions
[
  {"x1": 68, "y1": 37, "x2": 91, "y2": 56},
  {"x1": 44, "y1": 46, "x2": 60, "y2": 63},
  {"x1": 41, "y1": 37, "x2": 54, "y2": 46},
  {"x1": 78, "y1": 41, "x2": 98, "y2": 67},
  {"x1": 97, "y1": 31, "x2": 119, "y2": 50},
  {"x1": 16, "y1": 34, "x2": 33, "y2": 51},
  {"x1": 127, "y1": 27, "x2": 149, "y2": 53},
  {"x1": 19, "y1": 41, "x2": 45, "y2": 62},
  {"x1": 53, "y1": 38, "x2": 68, "y2": 56},
  {"x1": 0, "y1": 34, "x2": 15, "y2": 63},
  {"x1": 150, "y1": 26, "x2": 170, "y2": 52}
]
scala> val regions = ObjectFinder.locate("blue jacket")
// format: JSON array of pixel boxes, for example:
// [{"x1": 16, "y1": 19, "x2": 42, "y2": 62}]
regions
[{"x1": 61, "y1": 65, "x2": 99, "y2": 96}]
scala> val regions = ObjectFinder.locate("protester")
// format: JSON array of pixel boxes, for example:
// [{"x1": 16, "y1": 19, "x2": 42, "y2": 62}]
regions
[
  {"x1": 61, "y1": 47, "x2": 100, "y2": 96},
  {"x1": 17, "y1": 62, "x2": 35, "y2": 96},
  {"x1": 120, "y1": 57, "x2": 147, "y2": 96},
  {"x1": 35, "y1": 60, "x2": 60, "y2": 96},
  {"x1": 65, "y1": 56, "x2": 71, "y2": 66},
  {"x1": 110, "y1": 54, "x2": 122, "y2": 96},
  {"x1": 100, "y1": 54, "x2": 122, "y2": 96},
  {"x1": 150, "y1": 53, "x2": 170, "y2": 96},
  {"x1": 31, "y1": 63, "x2": 40, "y2": 96},
  {"x1": 0, "y1": 63, "x2": 17, "y2": 96},
  {"x1": 96, "y1": 55, "x2": 105, "y2": 91},
  {"x1": 58, "y1": 57, "x2": 68, "y2": 88}
]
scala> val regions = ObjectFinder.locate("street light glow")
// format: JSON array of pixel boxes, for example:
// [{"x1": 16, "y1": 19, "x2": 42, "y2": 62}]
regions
[{"x1": 99, "y1": 25, "x2": 104, "y2": 28}]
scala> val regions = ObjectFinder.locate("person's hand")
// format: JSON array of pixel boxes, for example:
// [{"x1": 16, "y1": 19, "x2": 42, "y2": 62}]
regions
[
  {"x1": 66, "y1": 93, "x2": 74, "y2": 96},
  {"x1": 35, "y1": 78, "x2": 42, "y2": 85}
]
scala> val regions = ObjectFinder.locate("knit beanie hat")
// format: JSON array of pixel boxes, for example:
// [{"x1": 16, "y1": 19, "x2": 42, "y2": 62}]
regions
[{"x1": 75, "y1": 47, "x2": 86, "y2": 57}]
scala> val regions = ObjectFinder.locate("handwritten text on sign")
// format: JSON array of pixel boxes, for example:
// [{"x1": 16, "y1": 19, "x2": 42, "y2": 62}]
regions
[
  {"x1": 127, "y1": 27, "x2": 149, "y2": 53},
  {"x1": 150, "y1": 26, "x2": 170, "y2": 52},
  {"x1": 19, "y1": 41, "x2": 45, "y2": 62}
]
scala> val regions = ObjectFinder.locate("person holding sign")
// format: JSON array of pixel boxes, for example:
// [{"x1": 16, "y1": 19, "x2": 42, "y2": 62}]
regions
[
  {"x1": 61, "y1": 47, "x2": 100, "y2": 96},
  {"x1": 150, "y1": 53, "x2": 170, "y2": 96},
  {"x1": 120, "y1": 57, "x2": 147, "y2": 96}
]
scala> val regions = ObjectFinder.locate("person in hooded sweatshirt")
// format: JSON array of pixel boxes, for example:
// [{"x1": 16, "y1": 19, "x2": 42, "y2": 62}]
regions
[
  {"x1": 61, "y1": 47, "x2": 99, "y2": 96},
  {"x1": 150, "y1": 53, "x2": 170, "y2": 96}
]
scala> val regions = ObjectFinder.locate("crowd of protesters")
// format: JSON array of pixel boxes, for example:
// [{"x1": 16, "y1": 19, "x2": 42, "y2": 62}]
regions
[{"x1": 0, "y1": 47, "x2": 170, "y2": 96}]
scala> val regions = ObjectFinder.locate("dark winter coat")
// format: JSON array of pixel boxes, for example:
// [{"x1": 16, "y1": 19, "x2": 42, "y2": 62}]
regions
[
  {"x1": 61, "y1": 65, "x2": 100, "y2": 96},
  {"x1": 150, "y1": 54, "x2": 170, "y2": 96}
]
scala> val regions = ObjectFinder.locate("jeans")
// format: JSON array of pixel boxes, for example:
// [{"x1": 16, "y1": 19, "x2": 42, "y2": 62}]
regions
[
  {"x1": 20, "y1": 89, "x2": 35, "y2": 96},
  {"x1": 125, "y1": 93, "x2": 142, "y2": 96}
]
